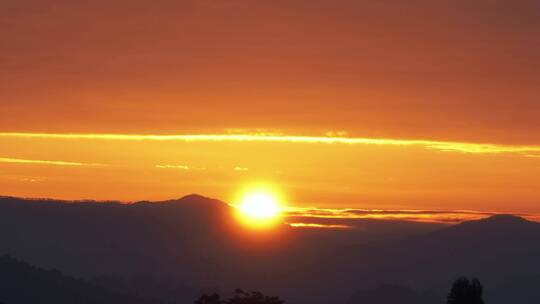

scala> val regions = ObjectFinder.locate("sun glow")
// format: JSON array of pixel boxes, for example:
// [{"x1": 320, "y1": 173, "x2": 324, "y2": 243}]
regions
[
  {"x1": 234, "y1": 185, "x2": 283, "y2": 229},
  {"x1": 240, "y1": 193, "x2": 279, "y2": 219}
]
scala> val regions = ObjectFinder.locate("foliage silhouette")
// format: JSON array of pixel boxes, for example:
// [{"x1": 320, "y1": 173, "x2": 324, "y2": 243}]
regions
[
  {"x1": 194, "y1": 293, "x2": 222, "y2": 304},
  {"x1": 447, "y1": 277, "x2": 484, "y2": 304},
  {"x1": 195, "y1": 289, "x2": 285, "y2": 304}
]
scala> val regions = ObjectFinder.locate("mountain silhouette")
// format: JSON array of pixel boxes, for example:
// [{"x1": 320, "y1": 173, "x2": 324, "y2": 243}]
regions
[
  {"x1": 0, "y1": 255, "x2": 161, "y2": 304},
  {"x1": 0, "y1": 195, "x2": 236, "y2": 303},
  {"x1": 2, "y1": 195, "x2": 540, "y2": 304},
  {"x1": 341, "y1": 214, "x2": 540, "y2": 304}
]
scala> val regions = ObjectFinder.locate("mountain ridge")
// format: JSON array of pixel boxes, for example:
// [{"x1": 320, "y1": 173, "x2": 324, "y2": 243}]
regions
[
  {"x1": 1, "y1": 195, "x2": 540, "y2": 304},
  {"x1": 0, "y1": 255, "x2": 162, "y2": 304}
]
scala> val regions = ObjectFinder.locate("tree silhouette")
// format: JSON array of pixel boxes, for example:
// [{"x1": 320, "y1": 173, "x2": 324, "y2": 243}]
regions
[
  {"x1": 195, "y1": 293, "x2": 222, "y2": 304},
  {"x1": 194, "y1": 289, "x2": 285, "y2": 304},
  {"x1": 224, "y1": 289, "x2": 284, "y2": 304},
  {"x1": 447, "y1": 277, "x2": 484, "y2": 304}
]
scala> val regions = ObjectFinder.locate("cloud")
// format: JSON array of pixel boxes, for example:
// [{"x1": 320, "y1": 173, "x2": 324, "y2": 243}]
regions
[
  {"x1": 287, "y1": 223, "x2": 354, "y2": 229},
  {"x1": 2, "y1": 132, "x2": 540, "y2": 156},
  {"x1": 233, "y1": 166, "x2": 249, "y2": 171},
  {"x1": 155, "y1": 164, "x2": 207, "y2": 170},
  {"x1": 0, "y1": 157, "x2": 104, "y2": 167},
  {"x1": 155, "y1": 164, "x2": 190, "y2": 170},
  {"x1": 283, "y1": 206, "x2": 540, "y2": 225},
  {"x1": 21, "y1": 177, "x2": 42, "y2": 183}
]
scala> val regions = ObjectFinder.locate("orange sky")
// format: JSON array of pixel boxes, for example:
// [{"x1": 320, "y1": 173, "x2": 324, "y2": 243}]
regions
[{"x1": 1, "y1": 1, "x2": 540, "y2": 213}]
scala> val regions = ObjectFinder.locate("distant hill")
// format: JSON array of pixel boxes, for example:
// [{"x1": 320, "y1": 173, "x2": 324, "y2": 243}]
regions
[
  {"x1": 0, "y1": 255, "x2": 161, "y2": 304},
  {"x1": 344, "y1": 215, "x2": 540, "y2": 304},
  {"x1": 2, "y1": 195, "x2": 540, "y2": 304},
  {"x1": 0, "y1": 194, "x2": 236, "y2": 277}
]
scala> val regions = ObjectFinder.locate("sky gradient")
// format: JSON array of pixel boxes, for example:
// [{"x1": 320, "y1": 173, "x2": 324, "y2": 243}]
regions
[{"x1": 1, "y1": 1, "x2": 540, "y2": 215}]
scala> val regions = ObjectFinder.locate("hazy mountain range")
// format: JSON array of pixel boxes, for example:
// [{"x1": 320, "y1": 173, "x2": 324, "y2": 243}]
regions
[{"x1": 1, "y1": 195, "x2": 539, "y2": 304}]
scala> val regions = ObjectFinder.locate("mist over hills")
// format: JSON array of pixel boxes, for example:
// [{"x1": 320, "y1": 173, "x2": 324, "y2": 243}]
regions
[{"x1": 1, "y1": 195, "x2": 540, "y2": 304}]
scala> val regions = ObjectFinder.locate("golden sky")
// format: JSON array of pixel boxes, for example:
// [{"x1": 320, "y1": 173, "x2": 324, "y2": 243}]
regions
[{"x1": 1, "y1": 1, "x2": 540, "y2": 214}]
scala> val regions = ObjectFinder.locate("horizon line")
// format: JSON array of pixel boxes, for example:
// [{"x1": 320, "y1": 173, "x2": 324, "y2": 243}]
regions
[{"x1": 1, "y1": 194, "x2": 539, "y2": 225}]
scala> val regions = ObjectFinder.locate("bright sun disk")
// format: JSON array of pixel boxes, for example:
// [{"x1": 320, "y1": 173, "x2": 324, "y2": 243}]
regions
[
  {"x1": 235, "y1": 187, "x2": 282, "y2": 229},
  {"x1": 239, "y1": 192, "x2": 279, "y2": 219}
]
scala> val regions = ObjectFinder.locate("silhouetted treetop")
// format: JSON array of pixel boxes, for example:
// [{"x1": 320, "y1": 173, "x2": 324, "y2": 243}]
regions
[
  {"x1": 447, "y1": 277, "x2": 484, "y2": 304},
  {"x1": 195, "y1": 289, "x2": 285, "y2": 304},
  {"x1": 195, "y1": 293, "x2": 222, "y2": 304}
]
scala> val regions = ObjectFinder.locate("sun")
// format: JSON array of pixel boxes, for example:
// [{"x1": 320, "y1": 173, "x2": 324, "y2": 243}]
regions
[
  {"x1": 234, "y1": 185, "x2": 283, "y2": 229},
  {"x1": 239, "y1": 192, "x2": 280, "y2": 220}
]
